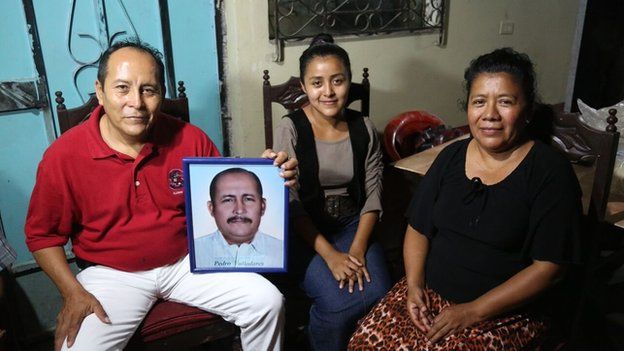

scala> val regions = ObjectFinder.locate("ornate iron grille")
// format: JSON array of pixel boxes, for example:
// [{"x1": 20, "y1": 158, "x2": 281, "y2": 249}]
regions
[
  {"x1": 269, "y1": 0, "x2": 444, "y2": 39},
  {"x1": 60, "y1": 0, "x2": 177, "y2": 102}
]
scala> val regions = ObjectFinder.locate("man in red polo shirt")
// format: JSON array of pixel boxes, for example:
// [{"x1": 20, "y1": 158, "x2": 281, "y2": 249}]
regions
[{"x1": 25, "y1": 40, "x2": 295, "y2": 351}]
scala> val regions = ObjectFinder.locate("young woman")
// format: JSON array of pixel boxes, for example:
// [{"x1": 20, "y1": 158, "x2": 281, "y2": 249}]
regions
[{"x1": 273, "y1": 34, "x2": 391, "y2": 351}]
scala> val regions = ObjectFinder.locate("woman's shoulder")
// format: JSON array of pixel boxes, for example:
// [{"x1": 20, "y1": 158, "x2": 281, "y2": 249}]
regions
[
  {"x1": 529, "y1": 139, "x2": 574, "y2": 170},
  {"x1": 278, "y1": 113, "x2": 297, "y2": 127},
  {"x1": 273, "y1": 113, "x2": 298, "y2": 151},
  {"x1": 524, "y1": 140, "x2": 580, "y2": 189},
  {"x1": 438, "y1": 137, "x2": 470, "y2": 160},
  {"x1": 360, "y1": 116, "x2": 379, "y2": 142},
  {"x1": 278, "y1": 109, "x2": 306, "y2": 132},
  {"x1": 361, "y1": 115, "x2": 377, "y2": 130},
  {"x1": 425, "y1": 137, "x2": 469, "y2": 175},
  {"x1": 282, "y1": 108, "x2": 306, "y2": 121},
  {"x1": 342, "y1": 108, "x2": 378, "y2": 137}
]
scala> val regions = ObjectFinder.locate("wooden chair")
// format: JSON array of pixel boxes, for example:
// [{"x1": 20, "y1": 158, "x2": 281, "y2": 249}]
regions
[
  {"x1": 55, "y1": 81, "x2": 190, "y2": 133},
  {"x1": 54, "y1": 83, "x2": 240, "y2": 351},
  {"x1": 550, "y1": 106, "x2": 619, "y2": 226},
  {"x1": 261, "y1": 68, "x2": 371, "y2": 347},
  {"x1": 262, "y1": 68, "x2": 370, "y2": 148},
  {"x1": 548, "y1": 105, "x2": 622, "y2": 348}
]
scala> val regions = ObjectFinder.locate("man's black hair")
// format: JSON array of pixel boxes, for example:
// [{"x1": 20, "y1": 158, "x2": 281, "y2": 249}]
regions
[
  {"x1": 209, "y1": 168, "x2": 264, "y2": 201},
  {"x1": 97, "y1": 38, "x2": 166, "y2": 95}
]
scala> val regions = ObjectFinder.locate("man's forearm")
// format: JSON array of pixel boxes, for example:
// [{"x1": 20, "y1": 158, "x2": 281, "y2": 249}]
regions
[{"x1": 33, "y1": 247, "x2": 84, "y2": 297}]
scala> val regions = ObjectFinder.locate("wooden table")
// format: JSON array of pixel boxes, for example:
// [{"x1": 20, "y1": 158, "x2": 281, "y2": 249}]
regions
[
  {"x1": 394, "y1": 134, "x2": 469, "y2": 176},
  {"x1": 393, "y1": 135, "x2": 624, "y2": 228}
]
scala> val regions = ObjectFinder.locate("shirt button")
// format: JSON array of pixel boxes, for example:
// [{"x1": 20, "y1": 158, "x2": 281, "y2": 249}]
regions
[{"x1": 135, "y1": 180, "x2": 140, "y2": 187}]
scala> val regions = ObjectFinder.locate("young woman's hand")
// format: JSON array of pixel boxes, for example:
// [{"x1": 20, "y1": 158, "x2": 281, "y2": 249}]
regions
[
  {"x1": 347, "y1": 248, "x2": 371, "y2": 292},
  {"x1": 324, "y1": 250, "x2": 362, "y2": 292},
  {"x1": 261, "y1": 149, "x2": 298, "y2": 188},
  {"x1": 406, "y1": 285, "x2": 432, "y2": 333}
]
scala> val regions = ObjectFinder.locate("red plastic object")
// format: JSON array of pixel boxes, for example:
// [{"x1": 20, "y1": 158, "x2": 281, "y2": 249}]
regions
[{"x1": 383, "y1": 111, "x2": 444, "y2": 161}]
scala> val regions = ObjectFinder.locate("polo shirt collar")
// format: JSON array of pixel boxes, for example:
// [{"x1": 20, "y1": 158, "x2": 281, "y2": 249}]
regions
[
  {"x1": 216, "y1": 230, "x2": 264, "y2": 254},
  {"x1": 86, "y1": 105, "x2": 157, "y2": 160}
]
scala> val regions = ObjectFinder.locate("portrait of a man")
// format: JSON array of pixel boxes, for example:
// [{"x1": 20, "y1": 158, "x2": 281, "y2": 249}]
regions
[{"x1": 193, "y1": 167, "x2": 284, "y2": 269}]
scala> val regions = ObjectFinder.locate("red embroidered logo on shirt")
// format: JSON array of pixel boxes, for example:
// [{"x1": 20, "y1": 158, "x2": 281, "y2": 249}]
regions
[{"x1": 168, "y1": 169, "x2": 184, "y2": 190}]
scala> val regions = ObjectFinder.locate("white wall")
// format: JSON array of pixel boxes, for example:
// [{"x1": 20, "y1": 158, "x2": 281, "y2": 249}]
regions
[{"x1": 223, "y1": 0, "x2": 581, "y2": 156}]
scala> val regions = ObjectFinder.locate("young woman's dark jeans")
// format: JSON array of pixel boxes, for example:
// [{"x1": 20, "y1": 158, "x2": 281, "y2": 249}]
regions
[{"x1": 290, "y1": 217, "x2": 392, "y2": 351}]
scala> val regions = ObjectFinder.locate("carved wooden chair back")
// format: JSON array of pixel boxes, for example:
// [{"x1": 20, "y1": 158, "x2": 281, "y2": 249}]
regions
[
  {"x1": 550, "y1": 107, "x2": 619, "y2": 224},
  {"x1": 55, "y1": 81, "x2": 190, "y2": 134},
  {"x1": 53, "y1": 81, "x2": 241, "y2": 350},
  {"x1": 549, "y1": 105, "x2": 620, "y2": 343},
  {"x1": 262, "y1": 68, "x2": 370, "y2": 149}
]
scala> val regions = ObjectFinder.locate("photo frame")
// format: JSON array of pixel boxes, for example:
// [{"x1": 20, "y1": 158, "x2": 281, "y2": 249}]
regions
[{"x1": 184, "y1": 158, "x2": 288, "y2": 273}]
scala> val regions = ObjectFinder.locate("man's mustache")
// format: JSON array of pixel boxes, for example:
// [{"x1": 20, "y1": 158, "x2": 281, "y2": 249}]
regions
[{"x1": 227, "y1": 216, "x2": 252, "y2": 224}]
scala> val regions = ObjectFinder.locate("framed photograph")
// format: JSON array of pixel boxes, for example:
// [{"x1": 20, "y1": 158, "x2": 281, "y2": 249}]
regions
[{"x1": 184, "y1": 157, "x2": 288, "y2": 273}]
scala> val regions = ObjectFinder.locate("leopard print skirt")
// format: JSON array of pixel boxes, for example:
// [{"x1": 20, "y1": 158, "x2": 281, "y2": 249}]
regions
[{"x1": 348, "y1": 277, "x2": 548, "y2": 351}]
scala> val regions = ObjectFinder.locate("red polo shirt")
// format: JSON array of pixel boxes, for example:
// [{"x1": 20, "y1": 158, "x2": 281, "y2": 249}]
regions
[{"x1": 25, "y1": 106, "x2": 220, "y2": 271}]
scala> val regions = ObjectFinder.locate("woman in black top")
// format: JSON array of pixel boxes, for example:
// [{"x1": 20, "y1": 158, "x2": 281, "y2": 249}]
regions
[{"x1": 348, "y1": 48, "x2": 581, "y2": 350}]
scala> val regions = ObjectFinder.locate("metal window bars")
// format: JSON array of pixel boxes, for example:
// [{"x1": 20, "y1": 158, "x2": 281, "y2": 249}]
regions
[{"x1": 269, "y1": 0, "x2": 446, "y2": 61}]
